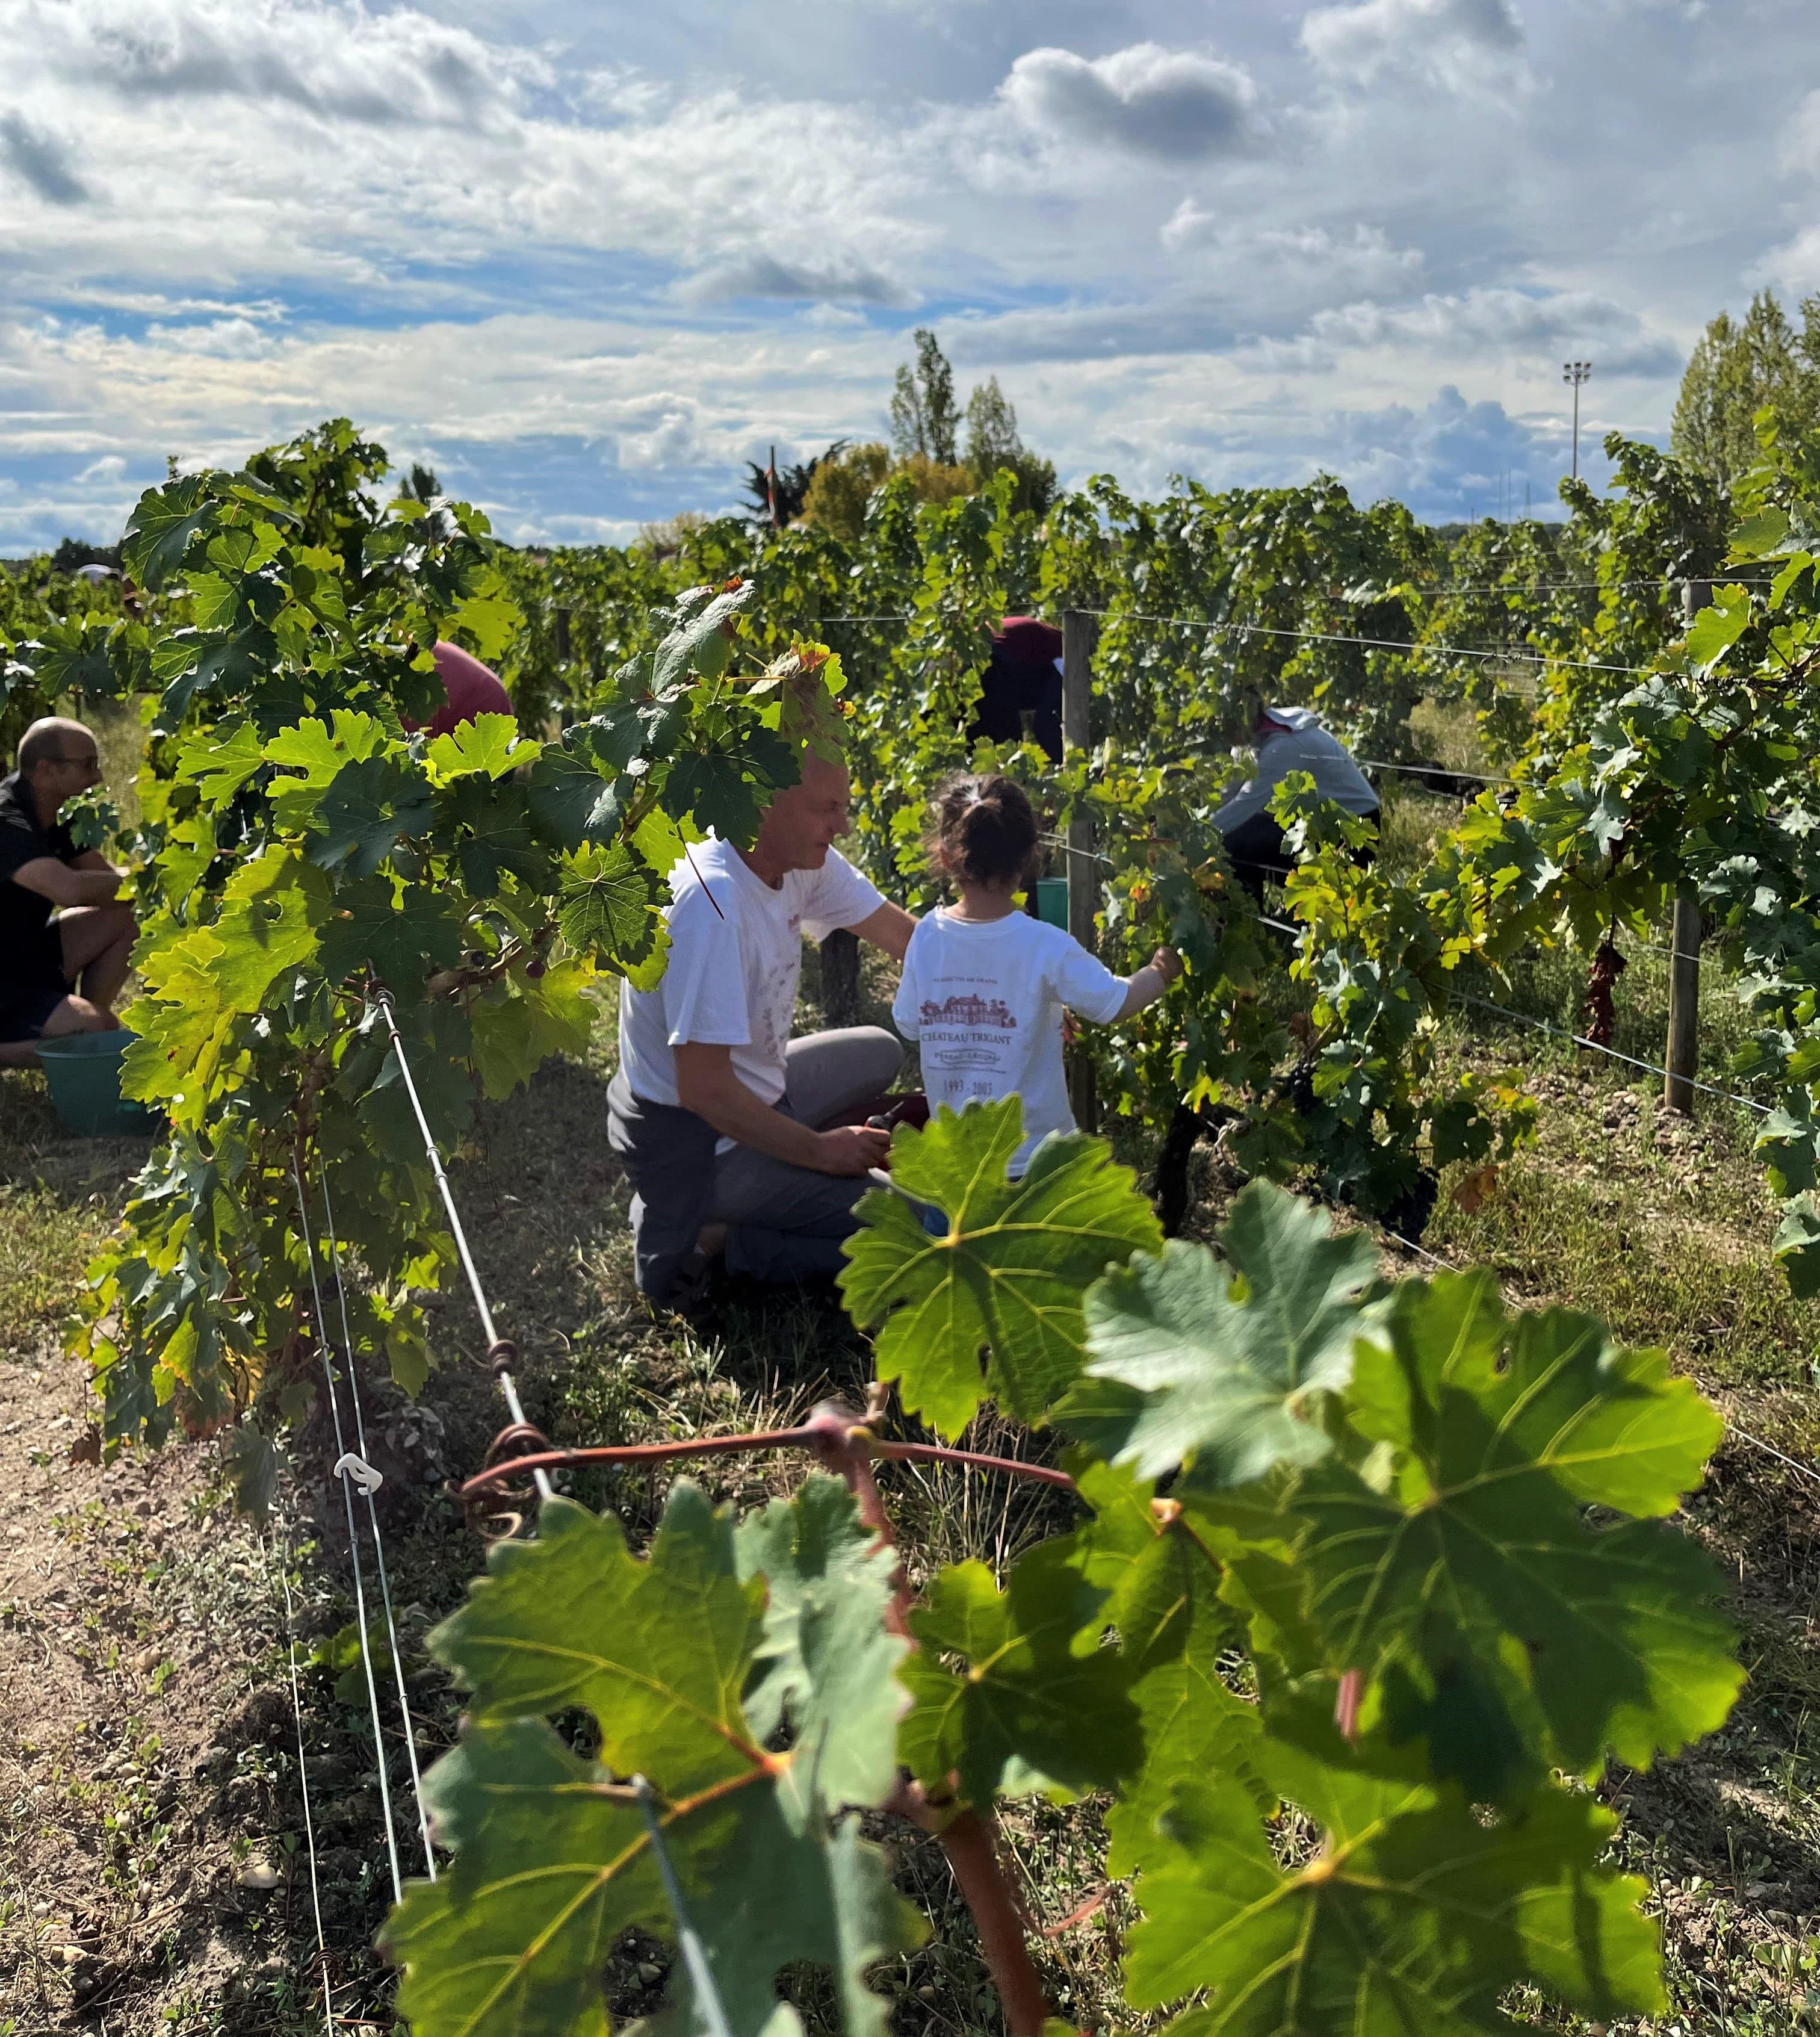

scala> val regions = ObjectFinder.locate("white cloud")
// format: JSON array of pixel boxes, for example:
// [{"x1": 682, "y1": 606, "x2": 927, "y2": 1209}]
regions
[
  {"x1": 1300, "y1": 0, "x2": 1526, "y2": 91},
  {"x1": 675, "y1": 253, "x2": 914, "y2": 308},
  {"x1": 0, "y1": 112, "x2": 90, "y2": 206},
  {"x1": 142, "y1": 317, "x2": 278, "y2": 358},
  {"x1": 1000, "y1": 43, "x2": 1259, "y2": 160},
  {"x1": 616, "y1": 412, "x2": 704, "y2": 471},
  {"x1": 1781, "y1": 88, "x2": 1820, "y2": 177},
  {"x1": 0, "y1": 0, "x2": 1809, "y2": 548},
  {"x1": 1309, "y1": 286, "x2": 1679, "y2": 376},
  {"x1": 1163, "y1": 208, "x2": 1423, "y2": 294}
]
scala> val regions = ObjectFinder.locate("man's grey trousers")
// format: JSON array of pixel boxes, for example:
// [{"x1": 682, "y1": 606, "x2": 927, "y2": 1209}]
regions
[{"x1": 606, "y1": 1027, "x2": 905, "y2": 1302}]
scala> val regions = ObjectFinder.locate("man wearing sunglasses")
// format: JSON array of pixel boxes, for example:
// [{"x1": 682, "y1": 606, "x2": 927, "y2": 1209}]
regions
[{"x1": 0, "y1": 717, "x2": 137, "y2": 1065}]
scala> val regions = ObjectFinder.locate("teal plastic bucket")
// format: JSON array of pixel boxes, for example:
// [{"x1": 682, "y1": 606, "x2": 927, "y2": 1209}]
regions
[
  {"x1": 1035, "y1": 876, "x2": 1069, "y2": 929},
  {"x1": 37, "y1": 1031, "x2": 156, "y2": 1137}
]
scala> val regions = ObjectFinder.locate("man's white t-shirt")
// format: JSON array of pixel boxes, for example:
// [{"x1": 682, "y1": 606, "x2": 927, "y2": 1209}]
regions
[
  {"x1": 893, "y1": 908, "x2": 1127, "y2": 1174},
  {"x1": 619, "y1": 837, "x2": 884, "y2": 1115}
]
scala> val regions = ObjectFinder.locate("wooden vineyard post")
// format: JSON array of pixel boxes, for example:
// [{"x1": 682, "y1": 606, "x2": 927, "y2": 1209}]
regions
[
  {"x1": 1666, "y1": 577, "x2": 1709, "y2": 1116},
  {"x1": 1063, "y1": 609, "x2": 1099, "y2": 1133},
  {"x1": 1665, "y1": 891, "x2": 1701, "y2": 1114}
]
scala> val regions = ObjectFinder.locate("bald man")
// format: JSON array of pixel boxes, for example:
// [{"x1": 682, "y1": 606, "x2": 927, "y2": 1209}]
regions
[{"x1": 0, "y1": 718, "x2": 136, "y2": 1066}]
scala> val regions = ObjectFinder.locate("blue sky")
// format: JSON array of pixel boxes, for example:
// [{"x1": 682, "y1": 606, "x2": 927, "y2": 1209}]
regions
[{"x1": 1, "y1": 0, "x2": 1816, "y2": 551}]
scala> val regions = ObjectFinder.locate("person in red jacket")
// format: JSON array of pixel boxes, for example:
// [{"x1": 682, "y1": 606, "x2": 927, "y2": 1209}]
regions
[{"x1": 405, "y1": 642, "x2": 514, "y2": 738}]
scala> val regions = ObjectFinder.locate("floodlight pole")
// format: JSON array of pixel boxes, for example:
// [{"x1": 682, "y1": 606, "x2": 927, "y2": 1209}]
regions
[{"x1": 1562, "y1": 361, "x2": 1592, "y2": 481}]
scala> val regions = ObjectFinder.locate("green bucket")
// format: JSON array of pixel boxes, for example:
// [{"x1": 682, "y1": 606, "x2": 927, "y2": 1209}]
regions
[
  {"x1": 37, "y1": 1031, "x2": 156, "y2": 1138},
  {"x1": 1035, "y1": 876, "x2": 1069, "y2": 929}
]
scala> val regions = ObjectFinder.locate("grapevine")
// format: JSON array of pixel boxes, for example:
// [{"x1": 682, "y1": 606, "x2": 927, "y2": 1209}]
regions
[{"x1": 385, "y1": 1108, "x2": 1740, "y2": 2037}]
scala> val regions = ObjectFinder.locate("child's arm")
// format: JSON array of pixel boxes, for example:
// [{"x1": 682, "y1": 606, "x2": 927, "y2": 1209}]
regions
[{"x1": 1113, "y1": 945, "x2": 1183, "y2": 1020}]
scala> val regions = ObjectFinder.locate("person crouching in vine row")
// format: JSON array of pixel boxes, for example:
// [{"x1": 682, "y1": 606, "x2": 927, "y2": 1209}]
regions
[
  {"x1": 0, "y1": 718, "x2": 137, "y2": 1067},
  {"x1": 893, "y1": 774, "x2": 1180, "y2": 1175},
  {"x1": 607, "y1": 746, "x2": 917, "y2": 1307},
  {"x1": 1212, "y1": 690, "x2": 1380, "y2": 906}
]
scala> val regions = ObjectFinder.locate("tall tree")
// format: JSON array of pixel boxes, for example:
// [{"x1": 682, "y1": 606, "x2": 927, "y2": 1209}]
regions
[
  {"x1": 1672, "y1": 289, "x2": 1820, "y2": 488},
  {"x1": 964, "y1": 377, "x2": 1057, "y2": 517},
  {"x1": 890, "y1": 329, "x2": 961, "y2": 465},
  {"x1": 739, "y1": 442, "x2": 847, "y2": 527}
]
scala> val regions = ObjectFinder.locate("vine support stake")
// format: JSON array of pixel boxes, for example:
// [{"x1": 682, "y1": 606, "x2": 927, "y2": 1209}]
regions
[
  {"x1": 1063, "y1": 607, "x2": 1099, "y2": 1134},
  {"x1": 1666, "y1": 578, "x2": 1709, "y2": 1117}
]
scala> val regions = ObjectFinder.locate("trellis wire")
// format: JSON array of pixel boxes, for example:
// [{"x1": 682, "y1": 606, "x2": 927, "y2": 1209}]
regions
[
  {"x1": 291, "y1": 1153, "x2": 406, "y2": 1906},
  {"x1": 1251, "y1": 914, "x2": 1769, "y2": 1115},
  {"x1": 320, "y1": 1171, "x2": 436, "y2": 1879},
  {"x1": 632, "y1": 1776, "x2": 737, "y2": 2037},
  {"x1": 371, "y1": 991, "x2": 553, "y2": 1502},
  {"x1": 271, "y1": 1536, "x2": 336, "y2": 2035},
  {"x1": 1089, "y1": 608, "x2": 1656, "y2": 681},
  {"x1": 811, "y1": 609, "x2": 1650, "y2": 682}
]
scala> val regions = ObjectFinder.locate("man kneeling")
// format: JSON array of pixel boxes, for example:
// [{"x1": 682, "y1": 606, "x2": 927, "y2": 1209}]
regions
[
  {"x1": 0, "y1": 718, "x2": 137, "y2": 1066},
  {"x1": 607, "y1": 749, "x2": 915, "y2": 1304}
]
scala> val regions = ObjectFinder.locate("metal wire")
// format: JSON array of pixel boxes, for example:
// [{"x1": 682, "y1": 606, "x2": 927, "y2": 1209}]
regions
[
  {"x1": 1087, "y1": 608, "x2": 1656, "y2": 681},
  {"x1": 1251, "y1": 914, "x2": 1769, "y2": 1114},
  {"x1": 370, "y1": 991, "x2": 553, "y2": 1501},
  {"x1": 291, "y1": 1152, "x2": 406, "y2": 1907},
  {"x1": 1449, "y1": 990, "x2": 1770, "y2": 1115},
  {"x1": 271, "y1": 1536, "x2": 335, "y2": 2036},
  {"x1": 632, "y1": 1776, "x2": 735, "y2": 2037},
  {"x1": 1356, "y1": 757, "x2": 1518, "y2": 787},
  {"x1": 320, "y1": 1172, "x2": 436, "y2": 1880}
]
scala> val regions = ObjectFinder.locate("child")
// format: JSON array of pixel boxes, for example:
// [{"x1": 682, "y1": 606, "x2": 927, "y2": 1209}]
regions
[{"x1": 893, "y1": 774, "x2": 1181, "y2": 1176}]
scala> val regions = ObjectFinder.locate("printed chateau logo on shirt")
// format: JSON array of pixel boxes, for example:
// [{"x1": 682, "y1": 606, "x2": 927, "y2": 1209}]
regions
[{"x1": 920, "y1": 993, "x2": 1018, "y2": 1030}]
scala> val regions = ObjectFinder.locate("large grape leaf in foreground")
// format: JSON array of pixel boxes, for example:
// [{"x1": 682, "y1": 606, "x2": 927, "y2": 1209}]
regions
[
  {"x1": 1063, "y1": 1182, "x2": 1384, "y2": 1488},
  {"x1": 897, "y1": 1540, "x2": 1144, "y2": 1808},
  {"x1": 383, "y1": 1484, "x2": 920, "y2": 2037},
  {"x1": 840, "y1": 1097, "x2": 1162, "y2": 1437},
  {"x1": 1125, "y1": 1735, "x2": 1662, "y2": 2036},
  {"x1": 1295, "y1": 1271, "x2": 1739, "y2": 1794},
  {"x1": 1065, "y1": 1462, "x2": 1268, "y2": 1877}
]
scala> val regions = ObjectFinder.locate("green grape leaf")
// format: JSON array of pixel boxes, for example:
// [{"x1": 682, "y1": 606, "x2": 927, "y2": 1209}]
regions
[
  {"x1": 308, "y1": 754, "x2": 436, "y2": 876},
  {"x1": 734, "y1": 1472, "x2": 910, "y2": 1828},
  {"x1": 1772, "y1": 1193, "x2": 1820, "y2": 1298},
  {"x1": 447, "y1": 589, "x2": 522, "y2": 664},
  {"x1": 266, "y1": 712, "x2": 389, "y2": 832},
  {"x1": 122, "y1": 474, "x2": 218, "y2": 589},
  {"x1": 150, "y1": 623, "x2": 273, "y2": 728},
  {"x1": 1125, "y1": 1742, "x2": 1662, "y2": 2034},
  {"x1": 665, "y1": 734, "x2": 797, "y2": 848},
  {"x1": 1066, "y1": 1462, "x2": 1267, "y2": 1876},
  {"x1": 125, "y1": 851, "x2": 327, "y2": 1110},
  {"x1": 178, "y1": 721, "x2": 265, "y2": 810},
  {"x1": 424, "y1": 712, "x2": 537, "y2": 784},
  {"x1": 316, "y1": 875, "x2": 465, "y2": 992},
  {"x1": 1068, "y1": 1182, "x2": 1384, "y2": 1489},
  {"x1": 524, "y1": 741, "x2": 629, "y2": 849},
  {"x1": 387, "y1": 1722, "x2": 919, "y2": 2037},
  {"x1": 899, "y1": 1543, "x2": 1142, "y2": 1806},
  {"x1": 1296, "y1": 1271, "x2": 1740, "y2": 1790},
  {"x1": 652, "y1": 580, "x2": 751, "y2": 692},
  {"x1": 386, "y1": 1486, "x2": 920, "y2": 2037},
  {"x1": 557, "y1": 841, "x2": 667, "y2": 982},
  {"x1": 467, "y1": 960, "x2": 597, "y2": 1098},
  {"x1": 439, "y1": 777, "x2": 551, "y2": 896},
  {"x1": 840, "y1": 1097, "x2": 1162, "y2": 1438}
]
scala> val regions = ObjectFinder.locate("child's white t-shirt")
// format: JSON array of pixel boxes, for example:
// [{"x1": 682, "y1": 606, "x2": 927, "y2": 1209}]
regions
[{"x1": 893, "y1": 907, "x2": 1128, "y2": 1173}]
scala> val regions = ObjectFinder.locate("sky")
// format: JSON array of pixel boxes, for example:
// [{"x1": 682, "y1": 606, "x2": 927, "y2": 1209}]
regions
[{"x1": 1, "y1": 0, "x2": 1816, "y2": 552}]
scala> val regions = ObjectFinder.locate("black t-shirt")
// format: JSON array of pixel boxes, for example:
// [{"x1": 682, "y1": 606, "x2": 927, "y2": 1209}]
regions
[{"x1": 0, "y1": 770, "x2": 75, "y2": 962}]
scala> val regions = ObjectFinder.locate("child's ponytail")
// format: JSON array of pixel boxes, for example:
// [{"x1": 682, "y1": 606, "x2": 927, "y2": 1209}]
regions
[{"x1": 927, "y1": 774, "x2": 1040, "y2": 890}]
